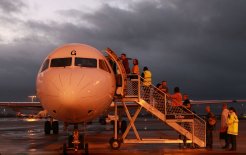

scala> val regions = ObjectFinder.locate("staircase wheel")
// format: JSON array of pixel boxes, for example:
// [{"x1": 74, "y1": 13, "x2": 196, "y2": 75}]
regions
[{"x1": 110, "y1": 139, "x2": 121, "y2": 150}]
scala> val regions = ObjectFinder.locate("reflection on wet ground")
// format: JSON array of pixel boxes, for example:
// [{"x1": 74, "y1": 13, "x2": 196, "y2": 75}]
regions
[{"x1": 0, "y1": 118, "x2": 246, "y2": 155}]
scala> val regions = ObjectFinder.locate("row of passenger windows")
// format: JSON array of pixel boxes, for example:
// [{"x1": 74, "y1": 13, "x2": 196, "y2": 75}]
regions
[{"x1": 41, "y1": 57, "x2": 111, "y2": 73}]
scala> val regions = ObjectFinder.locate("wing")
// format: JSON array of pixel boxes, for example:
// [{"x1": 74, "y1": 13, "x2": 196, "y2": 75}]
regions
[
  {"x1": 0, "y1": 102, "x2": 42, "y2": 107},
  {"x1": 0, "y1": 102, "x2": 44, "y2": 117}
]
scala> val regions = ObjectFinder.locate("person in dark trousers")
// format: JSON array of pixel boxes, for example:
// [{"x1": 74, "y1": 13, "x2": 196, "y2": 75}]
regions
[
  {"x1": 183, "y1": 94, "x2": 191, "y2": 110},
  {"x1": 120, "y1": 53, "x2": 130, "y2": 74},
  {"x1": 226, "y1": 107, "x2": 239, "y2": 151},
  {"x1": 182, "y1": 94, "x2": 191, "y2": 148},
  {"x1": 220, "y1": 103, "x2": 229, "y2": 149},
  {"x1": 205, "y1": 105, "x2": 216, "y2": 150}
]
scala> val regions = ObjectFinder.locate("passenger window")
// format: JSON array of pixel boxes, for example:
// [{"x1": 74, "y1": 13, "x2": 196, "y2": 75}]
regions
[
  {"x1": 99, "y1": 59, "x2": 111, "y2": 73},
  {"x1": 75, "y1": 58, "x2": 97, "y2": 68},
  {"x1": 50, "y1": 58, "x2": 72, "y2": 67},
  {"x1": 41, "y1": 59, "x2": 49, "y2": 72}
]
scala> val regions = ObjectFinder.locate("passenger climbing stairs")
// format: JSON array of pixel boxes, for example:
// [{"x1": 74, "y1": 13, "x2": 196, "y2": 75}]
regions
[{"x1": 104, "y1": 48, "x2": 206, "y2": 149}]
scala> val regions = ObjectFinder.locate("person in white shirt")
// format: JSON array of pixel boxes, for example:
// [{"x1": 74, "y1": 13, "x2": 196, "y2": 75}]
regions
[{"x1": 220, "y1": 103, "x2": 229, "y2": 149}]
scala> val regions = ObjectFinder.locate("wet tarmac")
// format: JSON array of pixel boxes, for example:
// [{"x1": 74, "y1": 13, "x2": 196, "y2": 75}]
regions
[{"x1": 0, "y1": 117, "x2": 246, "y2": 155}]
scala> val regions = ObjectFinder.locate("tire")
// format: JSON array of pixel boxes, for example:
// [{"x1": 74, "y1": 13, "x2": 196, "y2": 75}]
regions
[
  {"x1": 52, "y1": 121, "x2": 59, "y2": 134},
  {"x1": 99, "y1": 117, "x2": 106, "y2": 125},
  {"x1": 44, "y1": 121, "x2": 51, "y2": 135},
  {"x1": 85, "y1": 143, "x2": 89, "y2": 155},
  {"x1": 68, "y1": 135, "x2": 73, "y2": 148},
  {"x1": 121, "y1": 120, "x2": 127, "y2": 134},
  {"x1": 62, "y1": 143, "x2": 67, "y2": 155},
  {"x1": 78, "y1": 135, "x2": 84, "y2": 150},
  {"x1": 110, "y1": 139, "x2": 121, "y2": 150}
]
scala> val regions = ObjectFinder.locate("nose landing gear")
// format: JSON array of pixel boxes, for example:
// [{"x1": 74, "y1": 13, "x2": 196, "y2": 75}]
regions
[{"x1": 62, "y1": 124, "x2": 89, "y2": 155}]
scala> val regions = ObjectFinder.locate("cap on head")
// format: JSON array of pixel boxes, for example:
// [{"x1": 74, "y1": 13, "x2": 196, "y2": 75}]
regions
[
  {"x1": 143, "y1": 66, "x2": 148, "y2": 71},
  {"x1": 174, "y1": 87, "x2": 180, "y2": 93}
]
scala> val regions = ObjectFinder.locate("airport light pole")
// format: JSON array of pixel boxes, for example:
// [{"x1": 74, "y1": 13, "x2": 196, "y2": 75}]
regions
[{"x1": 28, "y1": 95, "x2": 36, "y2": 102}]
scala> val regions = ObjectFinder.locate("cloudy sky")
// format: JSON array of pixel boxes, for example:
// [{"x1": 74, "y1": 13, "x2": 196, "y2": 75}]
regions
[{"x1": 0, "y1": 0, "x2": 246, "y2": 101}]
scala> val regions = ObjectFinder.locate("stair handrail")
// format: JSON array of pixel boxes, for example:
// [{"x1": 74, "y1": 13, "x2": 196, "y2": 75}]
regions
[
  {"x1": 104, "y1": 48, "x2": 127, "y2": 96},
  {"x1": 137, "y1": 75, "x2": 206, "y2": 145}
]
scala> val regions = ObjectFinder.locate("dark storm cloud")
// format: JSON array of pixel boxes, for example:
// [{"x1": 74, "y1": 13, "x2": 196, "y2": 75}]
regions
[
  {"x1": 54, "y1": 0, "x2": 246, "y2": 99},
  {"x1": 0, "y1": 39, "x2": 57, "y2": 101},
  {"x1": 1, "y1": 0, "x2": 246, "y2": 101}
]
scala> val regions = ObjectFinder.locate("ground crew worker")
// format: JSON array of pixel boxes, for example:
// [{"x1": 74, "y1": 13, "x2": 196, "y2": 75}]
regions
[
  {"x1": 220, "y1": 103, "x2": 229, "y2": 149},
  {"x1": 226, "y1": 107, "x2": 239, "y2": 151},
  {"x1": 205, "y1": 105, "x2": 216, "y2": 150}
]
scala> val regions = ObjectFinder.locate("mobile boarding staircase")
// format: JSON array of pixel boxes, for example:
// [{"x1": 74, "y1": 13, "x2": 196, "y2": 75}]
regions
[{"x1": 105, "y1": 48, "x2": 206, "y2": 150}]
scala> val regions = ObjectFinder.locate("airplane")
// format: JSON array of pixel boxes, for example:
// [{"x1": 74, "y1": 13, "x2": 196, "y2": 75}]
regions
[
  {"x1": 0, "y1": 43, "x2": 245, "y2": 154},
  {"x1": 1, "y1": 43, "x2": 117, "y2": 154}
]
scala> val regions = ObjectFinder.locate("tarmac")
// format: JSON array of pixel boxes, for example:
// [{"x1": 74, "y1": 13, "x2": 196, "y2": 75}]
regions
[{"x1": 0, "y1": 117, "x2": 246, "y2": 155}]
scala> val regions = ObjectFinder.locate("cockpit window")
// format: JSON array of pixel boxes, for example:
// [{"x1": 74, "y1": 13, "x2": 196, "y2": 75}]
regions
[
  {"x1": 99, "y1": 59, "x2": 111, "y2": 73},
  {"x1": 40, "y1": 59, "x2": 49, "y2": 72},
  {"x1": 50, "y1": 57, "x2": 72, "y2": 67},
  {"x1": 75, "y1": 58, "x2": 97, "y2": 68}
]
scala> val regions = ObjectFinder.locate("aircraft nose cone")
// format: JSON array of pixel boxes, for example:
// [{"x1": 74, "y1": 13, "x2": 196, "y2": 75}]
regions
[
  {"x1": 37, "y1": 67, "x2": 115, "y2": 123},
  {"x1": 56, "y1": 71, "x2": 94, "y2": 106},
  {"x1": 59, "y1": 89, "x2": 77, "y2": 104}
]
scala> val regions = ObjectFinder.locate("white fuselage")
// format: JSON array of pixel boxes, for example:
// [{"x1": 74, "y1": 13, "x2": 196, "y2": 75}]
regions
[{"x1": 36, "y1": 44, "x2": 116, "y2": 123}]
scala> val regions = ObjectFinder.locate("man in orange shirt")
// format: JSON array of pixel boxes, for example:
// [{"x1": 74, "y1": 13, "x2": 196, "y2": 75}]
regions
[{"x1": 171, "y1": 87, "x2": 183, "y2": 107}]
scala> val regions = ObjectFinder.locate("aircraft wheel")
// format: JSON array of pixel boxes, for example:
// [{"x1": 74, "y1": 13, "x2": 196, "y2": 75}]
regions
[
  {"x1": 78, "y1": 135, "x2": 84, "y2": 150},
  {"x1": 110, "y1": 139, "x2": 121, "y2": 150},
  {"x1": 62, "y1": 143, "x2": 67, "y2": 155},
  {"x1": 52, "y1": 121, "x2": 59, "y2": 134},
  {"x1": 99, "y1": 117, "x2": 106, "y2": 125},
  {"x1": 68, "y1": 135, "x2": 73, "y2": 148},
  {"x1": 121, "y1": 120, "x2": 127, "y2": 134},
  {"x1": 44, "y1": 121, "x2": 51, "y2": 135},
  {"x1": 84, "y1": 143, "x2": 89, "y2": 155}
]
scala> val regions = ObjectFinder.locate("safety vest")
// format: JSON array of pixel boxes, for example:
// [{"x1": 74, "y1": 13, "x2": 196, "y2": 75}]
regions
[
  {"x1": 143, "y1": 70, "x2": 152, "y2": 86},
  {"x1": 227, "y1": 112, "x2": 239, "y2": 135}
]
